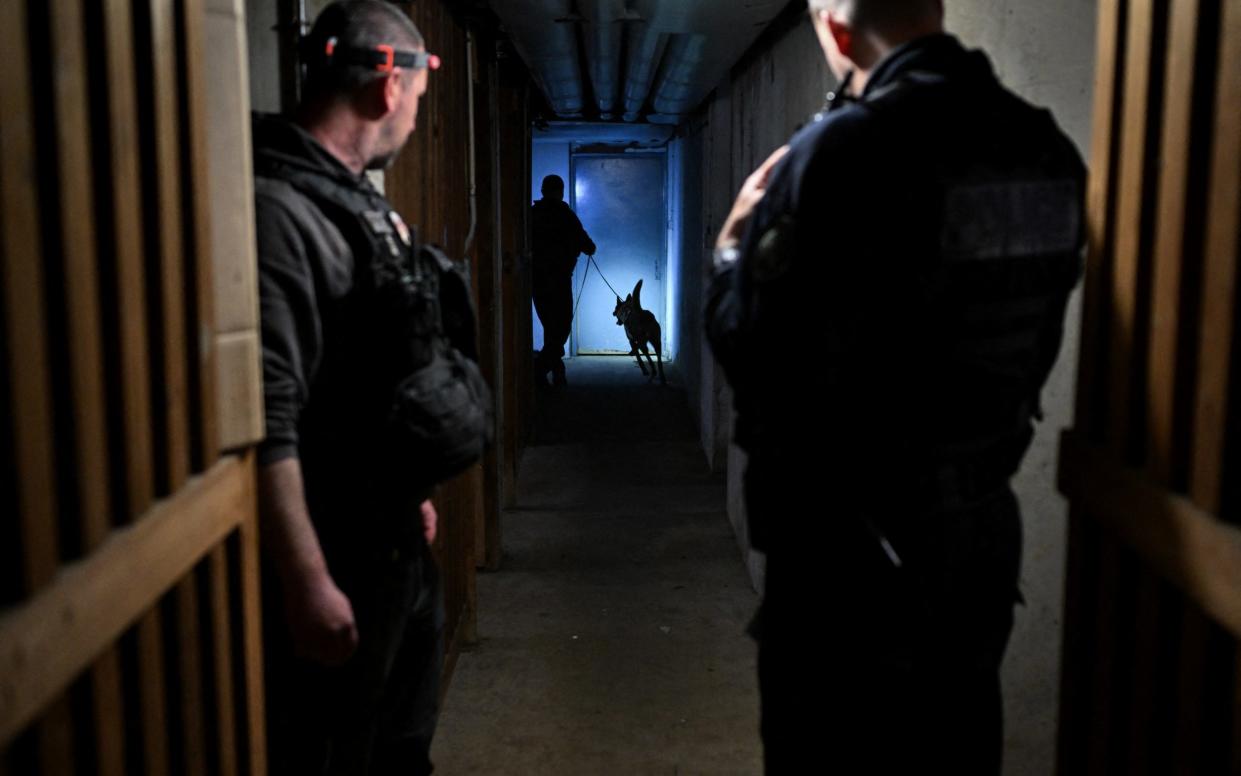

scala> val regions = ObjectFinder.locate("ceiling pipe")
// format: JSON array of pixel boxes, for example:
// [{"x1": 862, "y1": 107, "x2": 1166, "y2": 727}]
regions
[
  {"x1": 490, "y1": 0, "x2": 585, "y2": 117},
  {"x1": 579, "y1": 0, "x2": 625, "y2": 118},
  {"x1": 648, "y1": 33, "x2": 707, "y2": 120},
  {"x1": 619, "y1": 31, "x2": 664, "y2": 120},
  {"x1": 647, "y1": 0, "x2": 786, "y2": 120},
  {"x1": 490, "y1": 0, "x2": 786, "y2": 124}
]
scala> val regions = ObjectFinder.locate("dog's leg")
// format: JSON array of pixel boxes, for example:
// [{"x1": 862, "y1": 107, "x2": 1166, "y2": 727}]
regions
[
  {"x1": 630, "y1": 339, "x2": 648, "y2": 375},
  {"x1": 652, "y1": 338, "x2": 667, "y2": 385},
  {"x1": 638, "y1": 343, "x2": 656, "y2": 382}
]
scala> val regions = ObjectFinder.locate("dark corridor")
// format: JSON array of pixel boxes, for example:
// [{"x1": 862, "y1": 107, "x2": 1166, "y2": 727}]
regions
[{"x1": 432, "y1": 358, "x2": 761, "y2": 773}]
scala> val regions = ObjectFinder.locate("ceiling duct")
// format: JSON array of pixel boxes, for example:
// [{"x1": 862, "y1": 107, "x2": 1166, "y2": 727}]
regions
[
  {"x1": 491, "y1": 0, "x2": 787, "y2": 124},
  {"x1": 490, "y1": 0, "x2": 585, "y2": 117},
  {"x1": 648, "y1": 0, "x2": 786, "y2": 122},
  {"x1": 580, "y1": 0, "x2": 626, "y2": 119}
]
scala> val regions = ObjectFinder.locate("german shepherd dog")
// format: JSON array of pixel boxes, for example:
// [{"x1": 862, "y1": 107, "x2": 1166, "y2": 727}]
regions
[{"x1": 612, "y1": 279, "x2": 666, "y2": 385}]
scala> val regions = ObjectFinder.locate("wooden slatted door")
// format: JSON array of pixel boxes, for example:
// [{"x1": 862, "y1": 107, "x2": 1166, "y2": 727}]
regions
[
  {"x1": 0, "y1": 0, "x2": 267, "y2": 773},
  {"x1": 1057, "y1": 0, "x2": 1241, "y2": 771}
]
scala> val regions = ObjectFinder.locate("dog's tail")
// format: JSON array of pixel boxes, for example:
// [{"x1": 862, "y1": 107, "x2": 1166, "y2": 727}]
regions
[{"x1": 632, "y1": 278, "x2": 644, "y2": 311}]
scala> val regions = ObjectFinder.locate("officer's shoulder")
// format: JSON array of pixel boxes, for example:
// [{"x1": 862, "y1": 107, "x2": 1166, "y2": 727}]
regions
[
  {"x1": 254, "y1": 177, "x2": 349, "y2": 258},
  {"x1": 783, "y1": 104, "x2": 874, "y2": 173},
  {"x1": 255, "y1": 176, "x2": 310, "y2": 216},
  {"x1": 255, "y1": 176, "x2": 338, "y2": 231}
]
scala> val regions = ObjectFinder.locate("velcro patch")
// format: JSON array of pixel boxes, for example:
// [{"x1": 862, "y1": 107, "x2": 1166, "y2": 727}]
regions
[
  {"x1": 363, "y1": 209, "x2": 394, "y2": 235},
  {"x1": 941, "y1": 179, "x2": 1081, "y2": 261}
]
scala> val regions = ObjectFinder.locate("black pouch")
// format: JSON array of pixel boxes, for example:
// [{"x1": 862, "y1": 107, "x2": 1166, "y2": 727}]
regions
[{"x1": 386, "y1": 343, "x2": 494, "y2": 489}]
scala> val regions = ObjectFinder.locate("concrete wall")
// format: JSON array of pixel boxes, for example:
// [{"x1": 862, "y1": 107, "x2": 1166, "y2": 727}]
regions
[
  {"x1": 945, "y1": 3, "x2": 1097, "y2": 773},
  {"x1": 670, "y1": 126, "x2": 706, "y2": 436},
  {"x1": 680, "y1": 3, "x2": 1099, "y2": 773},
  {"x1": 245, "y1": 0, "x2": 282, "y2": 114}
]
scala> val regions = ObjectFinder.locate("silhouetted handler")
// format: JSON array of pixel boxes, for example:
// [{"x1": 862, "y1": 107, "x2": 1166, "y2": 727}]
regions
[{"x1": 532, "y1": 174, "x2": 596, "y2": 386}]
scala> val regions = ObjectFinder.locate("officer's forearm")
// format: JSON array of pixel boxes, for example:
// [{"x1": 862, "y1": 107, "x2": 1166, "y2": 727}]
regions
[{"x1": 258, "y1": 457, "x2": 332, "y2": 591}]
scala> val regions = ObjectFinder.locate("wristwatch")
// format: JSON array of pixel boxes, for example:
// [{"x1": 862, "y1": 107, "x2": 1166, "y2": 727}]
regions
[{"x1": 713, "y1": 244, "x2": 742, "y2": 271}]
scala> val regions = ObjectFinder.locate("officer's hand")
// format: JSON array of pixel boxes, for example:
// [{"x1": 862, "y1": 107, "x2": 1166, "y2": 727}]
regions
[
  {"x1": 284, "y1": 571, "x2": 359, "y2": 666},
  {"x1": 717, "y1": 145, "x2": 790, "y2": 250},
  {"x1": 421, "y1": 499, "x2": 438, "y2": 545}
]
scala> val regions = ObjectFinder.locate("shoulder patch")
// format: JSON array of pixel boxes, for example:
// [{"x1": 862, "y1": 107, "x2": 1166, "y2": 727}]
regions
[{"x1": 751, "y1": 215, "x2": 798, "y2": 283}]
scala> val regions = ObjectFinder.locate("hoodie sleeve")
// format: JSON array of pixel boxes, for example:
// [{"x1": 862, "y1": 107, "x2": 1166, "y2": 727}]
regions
[{"x1": 254, "y1": 182, "x2": 324, "y2": 466}]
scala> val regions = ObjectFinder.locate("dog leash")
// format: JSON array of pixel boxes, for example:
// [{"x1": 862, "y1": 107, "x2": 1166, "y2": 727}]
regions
[
  {"x1": 572, "y1": 257, "x2": 594, "y2": 320},
  {"x1": 570, "y1": 254, "x2": 625, "y2": 323},
  {"x1": 587, "y1": 254, "x2": 622, "y2": 299}
]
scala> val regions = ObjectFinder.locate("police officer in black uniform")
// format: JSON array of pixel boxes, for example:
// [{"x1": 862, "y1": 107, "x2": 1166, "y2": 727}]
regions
[
  {"x1": 253, "y1": 3, "x2": 461, "y2": 774},
  {"x1": 532, "y1": 174, "x2": 596, "y2": 386},
  {"x1": 705, "y1": 1, "x2": 1085, "y2": 772}
]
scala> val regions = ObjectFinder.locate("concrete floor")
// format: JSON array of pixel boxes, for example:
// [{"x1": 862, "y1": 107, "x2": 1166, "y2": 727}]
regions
[{"x1": 432, "y1": 357, "x2": 763, "y2": 775}]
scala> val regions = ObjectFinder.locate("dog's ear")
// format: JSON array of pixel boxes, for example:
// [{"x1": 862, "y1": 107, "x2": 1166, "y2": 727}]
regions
[{"x1": 615, "y1": 295, "x2": 622, "y2": 305}]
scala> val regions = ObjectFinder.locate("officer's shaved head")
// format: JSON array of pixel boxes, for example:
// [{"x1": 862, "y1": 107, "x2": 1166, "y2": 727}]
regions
[
  {"x1": 808, "y1": 0, "x2": 942, "y2": 31},
  {"x1": 303, "y1": 1, "x2": 425, "y2": 102}
]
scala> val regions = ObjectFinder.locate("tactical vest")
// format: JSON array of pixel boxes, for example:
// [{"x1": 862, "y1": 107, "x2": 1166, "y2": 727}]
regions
[
  {"x1": 260, "y1": 159, "x2": 494, "y2": 494},
  {"x1": 744, "y1": 69, "x2": 1084, "y2": 510},
  {"x1": 869, "y1": 71, "x2": 1084, "y2": 502}
]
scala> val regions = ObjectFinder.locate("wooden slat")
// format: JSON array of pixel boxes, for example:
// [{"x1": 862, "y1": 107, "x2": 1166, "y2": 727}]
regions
[
  {"x1": 216, "y1": 332, "x2": 265, "y2": 454},
  {"x1": 485, "y1": 61, "x2": 506, "y2": 567},
  {"x1": 1060, "y1": 432, "x2": 1241, "y2": 639},
  {"x1": 49, "y1": 0, "x2": 111, "y2": 553},
  {"x1": 1085, "y1": 533, "x2": 1122, "y2": 774},
  {"x1": 47, "y1": 2, "x2": 132, "y2": 763},
  {"x1": 1147, "y1": 0, "x2": 1202, "y2": 477},
  {"x1": 1172, "y1": 608, "x2": 1210, "y2": 770},
  {"x1": 138, "y1": 1, "x2": 202, "y2": 742},
  {"x1": 0, "y1": 4, "x2": 75, "y2": 767},
  {"x1": 201, "y1": 0, "x2": 262, "y2": 336},
  {"x1": 1195, "y1": 0, "x2": 1241, "y2": 766},
  {"x1": 101, "y1": 3, "x2": 167, "y2": 767},
  {"x1": 236, "y1": 464, "x2": 266, "y2": 776},
  {"x1": 91, "y1": 652, "x2": 127, "y2": 776},
  {"x1": 0, "y1": 457, "x2": 250, "y2": 748},
  {"x1": 1126, "y1": 0, "x2": 1206, "y2": 767},
  {"x1": 1191, "y1": 0, "x2": 1241, "y2": 516},
  {"x1": 183, "y1": 0, "x2": 220, "y2": 465},
  {"x1": 0, "y1": 0, "x2": 60, "y2": 604},
  {"x1": 207, "y1": 545, "x2": 239, "y2": 776},
  {"x1": 1093, "y1": 1, "x2": 1161, "y2": 767},
  {"x1": 37, "y1": 701, "x2": 76, "y2": 774},
  {"x1": 151, "y1": 0, "x2": 192, "y2": 489},
  {"x1": 136, "y1": 612, "x2": 171, "y2": 776},
  {"x1": 1107, "y1": 0, "x2": 1159, "y2": 449},
  {"x1": 1124, "y1": 564, "x2": 1163, "y2": 775},
  {"x1": 173, "y1": 580, "x2": 208, "y2": 776},
  {"x1": 102, "y1": 0, "x2": 156, "y2": 517}
]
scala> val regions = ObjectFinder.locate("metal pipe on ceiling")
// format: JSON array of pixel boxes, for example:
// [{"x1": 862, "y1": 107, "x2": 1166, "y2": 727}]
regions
[
  {"x1": 649, "y1": 33, "x2": 707, "y2": 120},
  {"x1": 491, "y1": 0, "x2": 786, "y2": 124},
  {"x1": 491, "y1": 0, "x2": 585, "y2": 117},
  {"x1": 579, "y1": 0, "x2": 625, "y2": 119}
]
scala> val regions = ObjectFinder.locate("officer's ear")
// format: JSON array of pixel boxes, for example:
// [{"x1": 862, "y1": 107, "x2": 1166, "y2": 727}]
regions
[
  {"x1": 826, "y1": 13, "x2": 853, "y2": 59},
  {"x1": 381, "y1": 70, "x2": 404, "y2": 116}
]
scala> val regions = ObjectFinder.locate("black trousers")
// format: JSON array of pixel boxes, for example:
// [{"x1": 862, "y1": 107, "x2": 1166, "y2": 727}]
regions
[
  {"x1": 265, "y1": 536, "x2": 445, "y2": 776},
  {"x1": 749, "y1": 474, "x2": 1022, "y2": 775},
  {"x1": 533, "y1": 272, "x2": 573, "y2": 377}
]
